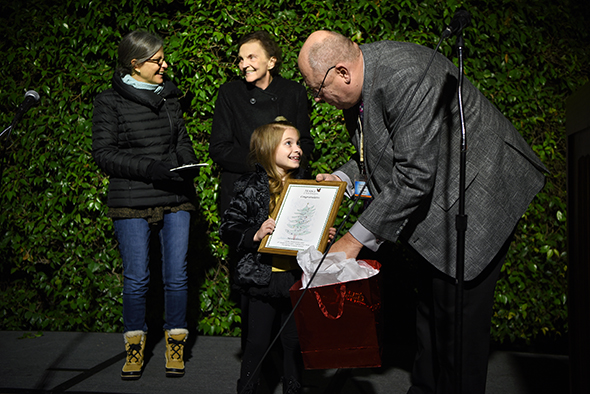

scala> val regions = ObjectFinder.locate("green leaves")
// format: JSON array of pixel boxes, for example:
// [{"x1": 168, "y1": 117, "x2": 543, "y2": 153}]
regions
[{"x1": 197, "y1": 267, "x2": 241, "y2": 336}]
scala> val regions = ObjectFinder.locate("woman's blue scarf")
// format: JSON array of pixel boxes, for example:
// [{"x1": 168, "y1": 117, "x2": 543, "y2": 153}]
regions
[{"x1": 122, "y1": 74, "x2": 164, "y2": 94}]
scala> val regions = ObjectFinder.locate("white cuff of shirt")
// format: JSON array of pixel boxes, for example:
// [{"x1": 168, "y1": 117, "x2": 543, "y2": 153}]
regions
[
  {"x1": 333, "y1": 170, "x2": 354, "y2": 197},
  {"x1": 332, "y1": 171, "x2": 384, "y2": 252},
  {"x1": 349, "y1": 222, "x2": 384, "y2": 252}
]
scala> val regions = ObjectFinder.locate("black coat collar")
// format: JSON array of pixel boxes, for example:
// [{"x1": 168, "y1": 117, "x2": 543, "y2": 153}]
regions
[{"x1": 112, "y1": 72, "x2": 182, "y2": 110}]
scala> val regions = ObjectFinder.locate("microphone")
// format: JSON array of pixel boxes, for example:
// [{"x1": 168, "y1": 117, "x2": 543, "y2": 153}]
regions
[
  {"x1": 441, "y1": 10, "x2": 471, "y2": 39},
  {"x1": 11, "y1": 90, "x2": 40, "y2": 128}
]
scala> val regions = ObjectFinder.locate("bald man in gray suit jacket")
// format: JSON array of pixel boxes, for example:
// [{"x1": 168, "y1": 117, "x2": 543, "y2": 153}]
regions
[{"x1": 299, "y1": 31, "x2": 546, "y2": 394}]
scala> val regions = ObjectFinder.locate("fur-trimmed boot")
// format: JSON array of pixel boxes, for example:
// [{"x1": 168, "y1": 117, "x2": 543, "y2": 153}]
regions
[
  {"x1": 165, "y1": 328, "x2": 188, "y2": 377},
  {"x1": 121, "y1": 330, "x2": 146, "y2": 380}
]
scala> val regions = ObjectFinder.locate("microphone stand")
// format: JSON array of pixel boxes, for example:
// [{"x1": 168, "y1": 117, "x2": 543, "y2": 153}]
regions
[
  {"x1": 1, "y1": 91, "x2": 40, "y2": 193},
  {"x1": 454, "y1": 33, "x2": 467, "y2": 394}
]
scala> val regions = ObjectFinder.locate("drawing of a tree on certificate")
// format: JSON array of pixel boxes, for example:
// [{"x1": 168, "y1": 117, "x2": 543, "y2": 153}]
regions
[{"x1": 285, "y1": 203, "x2": 315, "y2": 239}]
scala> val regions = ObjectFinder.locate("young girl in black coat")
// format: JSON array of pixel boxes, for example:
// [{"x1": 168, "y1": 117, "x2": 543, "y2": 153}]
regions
[{"x1": 220, "y1": 118, "x2": 331, "y2": 394}]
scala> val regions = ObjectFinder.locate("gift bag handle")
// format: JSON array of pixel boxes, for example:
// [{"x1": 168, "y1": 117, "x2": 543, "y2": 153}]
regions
[{"x1": 314, "y1": 284, "x2": 346, "y2": 320}]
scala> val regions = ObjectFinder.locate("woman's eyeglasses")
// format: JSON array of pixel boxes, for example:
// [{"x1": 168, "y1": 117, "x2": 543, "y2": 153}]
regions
[{"x1": 145, "y1": 57, "x2": 166, "y2": 66}]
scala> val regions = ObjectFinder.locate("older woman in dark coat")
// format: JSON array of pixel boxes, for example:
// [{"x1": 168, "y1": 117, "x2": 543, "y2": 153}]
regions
[{"x1": 209, "y1": 30, "x2": 314, "y2": 216}]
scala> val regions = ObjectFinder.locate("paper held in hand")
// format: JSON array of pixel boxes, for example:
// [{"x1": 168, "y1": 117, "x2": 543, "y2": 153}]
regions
[{"x1": 170, "y1": 163, "x2": 209, "y2": 172}]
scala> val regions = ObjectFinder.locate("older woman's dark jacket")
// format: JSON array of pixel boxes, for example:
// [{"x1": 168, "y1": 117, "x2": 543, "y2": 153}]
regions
[{"x1": 209, "y1": 76, "x2": 313, "y2": 215}]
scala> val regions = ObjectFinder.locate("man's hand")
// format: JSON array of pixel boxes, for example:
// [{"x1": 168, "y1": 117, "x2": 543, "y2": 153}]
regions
[
  {"x1": 328, "y1": 232, "x2": 363, "y2": 260},
  {"x1": 316, "y1": 173, "x2": 342, "y2": 182}
]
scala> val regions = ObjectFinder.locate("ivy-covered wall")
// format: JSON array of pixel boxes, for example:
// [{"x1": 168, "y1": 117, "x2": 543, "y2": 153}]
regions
[{"x1": 1, "y1": 0, "x2": 588, "y2": 347}]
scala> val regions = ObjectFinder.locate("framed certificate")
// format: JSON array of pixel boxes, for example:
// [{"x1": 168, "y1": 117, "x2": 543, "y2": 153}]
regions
[{"x1": 258, "y1": 179, "x2": 347, "y2": 256}]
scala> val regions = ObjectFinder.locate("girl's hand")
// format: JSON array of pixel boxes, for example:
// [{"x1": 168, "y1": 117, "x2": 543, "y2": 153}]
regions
[
  {"x1": 328, "y1": 227, "x2": 337, "y2": 241},
  {"x1": 254, "y1": 218, "x2": 276, "y2": 242}
]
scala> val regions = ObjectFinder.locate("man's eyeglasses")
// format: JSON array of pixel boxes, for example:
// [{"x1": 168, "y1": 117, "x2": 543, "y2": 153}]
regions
[
  {"x1": 145, "y1": 57, "x2": 166, "y2": 66},
  {"x1": 313, "y1": 65, "x2": 336, "y2": 98}
]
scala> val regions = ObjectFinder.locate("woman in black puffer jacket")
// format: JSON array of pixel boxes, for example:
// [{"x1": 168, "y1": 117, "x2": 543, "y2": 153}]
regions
[{"x1": 92, "y1": 30, "x2": 197, "y2": 381}]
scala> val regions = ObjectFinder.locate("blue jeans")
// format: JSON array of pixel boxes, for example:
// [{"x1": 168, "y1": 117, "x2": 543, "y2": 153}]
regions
[{"x1": 114, "y1": 210, "x2": 190, "y2": 333}]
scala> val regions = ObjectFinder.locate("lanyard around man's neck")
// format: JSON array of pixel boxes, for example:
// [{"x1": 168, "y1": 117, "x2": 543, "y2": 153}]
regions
[{"x1": 358, "y1": 101, "x2": 366, "y2": 176}]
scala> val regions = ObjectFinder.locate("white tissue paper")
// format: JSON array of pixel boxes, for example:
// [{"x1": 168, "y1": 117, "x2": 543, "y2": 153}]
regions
[{"x1": 296, "y1": 246, "x2": 379, "y2": 289}]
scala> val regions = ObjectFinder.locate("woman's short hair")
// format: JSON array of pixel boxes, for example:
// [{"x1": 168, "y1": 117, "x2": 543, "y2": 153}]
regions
[
  {"x1": 238, "y1": 31, "x2": 282, "y2": 76},
  {"x1": 117, "y1": 30, "x2": 164, "y2": 75}
]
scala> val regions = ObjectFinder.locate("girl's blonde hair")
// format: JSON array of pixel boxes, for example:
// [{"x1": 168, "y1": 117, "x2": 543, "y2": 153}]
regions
[{"x1": 250, "y1": 117, "x2": 301, "y2": 213}]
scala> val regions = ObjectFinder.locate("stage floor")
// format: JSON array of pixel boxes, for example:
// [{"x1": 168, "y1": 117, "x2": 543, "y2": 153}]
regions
[{"x1": 0, "y1": 331, "x2": 569, "y2": 393}]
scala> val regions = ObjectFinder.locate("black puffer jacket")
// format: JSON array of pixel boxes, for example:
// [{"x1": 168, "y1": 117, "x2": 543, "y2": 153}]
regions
[
  {"x1": 220, "y1": 165, "x2": 273, "y2": 286},
  {"x1": 92, "y1": 73, "x2": 197, "y2": 208}
]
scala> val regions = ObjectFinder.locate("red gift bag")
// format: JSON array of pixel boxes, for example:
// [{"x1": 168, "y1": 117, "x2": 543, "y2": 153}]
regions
[{"x1": 289, "y1": 259, "x2": 382, "y2": 369}]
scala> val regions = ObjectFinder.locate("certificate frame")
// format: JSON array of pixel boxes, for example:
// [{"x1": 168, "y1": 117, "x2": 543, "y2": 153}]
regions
[{"x1": 258, "y1": 179, "x2": 347, "y2": 256}]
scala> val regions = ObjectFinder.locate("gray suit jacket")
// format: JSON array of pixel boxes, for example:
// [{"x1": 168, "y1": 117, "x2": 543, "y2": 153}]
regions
[{"x1": 339, "y1": 41, "x2": 546, "y2": 280}]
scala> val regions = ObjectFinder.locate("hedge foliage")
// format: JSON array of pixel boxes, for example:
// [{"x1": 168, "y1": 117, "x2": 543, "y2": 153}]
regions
[{"x1": 1, "y1": 0, "x2": 588, "y2": 347}]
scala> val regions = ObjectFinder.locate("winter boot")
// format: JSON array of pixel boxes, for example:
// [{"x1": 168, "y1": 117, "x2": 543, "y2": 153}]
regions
[
  {"x1": 165, "y1": 328, "x2": 188, "y2": 377},
  {"x1": 121, "y1": 330, "x2": 146, "y2": 380}
]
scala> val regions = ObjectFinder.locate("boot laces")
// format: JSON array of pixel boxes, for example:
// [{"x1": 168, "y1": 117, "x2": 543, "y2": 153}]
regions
[
  {"x1": 167, "y1": 336, "x2": 185, "y2": 360},
  {"x1": 126, "y1": 342, "x2": 142, "y2": 363}
]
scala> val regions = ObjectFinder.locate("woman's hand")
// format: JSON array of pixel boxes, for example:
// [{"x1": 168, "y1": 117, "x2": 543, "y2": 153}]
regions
[
  {"x1": 148, "y1": 160, "x2": 183, "y2": 181},
  {"x1": 254, "y1": 218, "x2": 276, "y2": 242}
]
